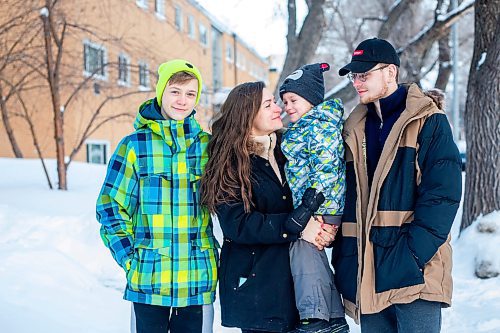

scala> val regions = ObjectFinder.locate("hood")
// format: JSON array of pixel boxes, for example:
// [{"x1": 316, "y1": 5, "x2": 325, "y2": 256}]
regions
[
  {"x1": 288, "y1": 99, "x2": 344, "y2": 129},
  {"x1": 133, "y1": 98, "x2": 202, "y2": 145},
  {"x1": 134, "y1": 98, "x2": 164, "y2": 130},
  {"x1": 423, "y1": 88, "x2": 445, "y2": 111}
]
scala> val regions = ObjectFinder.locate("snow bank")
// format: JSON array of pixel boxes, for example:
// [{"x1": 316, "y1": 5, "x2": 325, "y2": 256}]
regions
[{"x1": 0, "y1": 158, "x2": 498, "y2": 332}]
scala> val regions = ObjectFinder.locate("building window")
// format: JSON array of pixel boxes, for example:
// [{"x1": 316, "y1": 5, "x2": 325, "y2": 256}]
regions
[
  {"x1": 199, "y1": 84, "x2": 210, "y2": 107},
  {"x1": 237, "y1": 54, "x2": 246, "y2": 70},
  {"x1": 187, "y1": 15, "x2": 195, "y2": 39},
  {"x1": 250, "y1": 62, "x2": 257, "y2": 78},
  {"x1": 83, "y1": 40, "x2": 107, "y2": 80},
  {"x1": 155, "y1": 0, "x2": 165, "y2": 19},
  {"x1": 136, "y1": 0, "x2": 148, "y2": 9},
  {"x1": 138, "y1": 61, "x2": 150, "y2": 89},
  {"x1": 199, "y1": 23, "x2": 208, "y2": 46},
  {"x1": 174, "y1": 5, "x2": 183, "y2": 31},
  {"x1": 226, "y1": 42, "x2": 233, "y2": 63},
  {"x1": 117, "y1": 54, "x2": 130, "y2": 86},
  {"x1": 86, "y1": 141, "x2": 108, "y2": 164}
]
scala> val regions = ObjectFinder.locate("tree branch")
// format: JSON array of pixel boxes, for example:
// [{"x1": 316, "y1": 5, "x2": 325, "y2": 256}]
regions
[
  {"x1": 65, "y1": 90, "x2": 148, "y2": 166},
  {"x1": 275, "y1": 0, "x2": 326, "y2": 99},
  {"x1": 379, "y1": 0, "x2": 420, "y2": 39},
  {"x1": 287, "y1": 0, "x2": 297, "y2": 47},
  {"x1": 401, "y1": 0, "x2": 474, "y2": 53}
]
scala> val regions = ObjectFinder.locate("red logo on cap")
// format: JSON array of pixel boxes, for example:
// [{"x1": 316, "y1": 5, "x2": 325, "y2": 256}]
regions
[
  {"x1": 319, "y1": 63, "x2": 330, "y2": 72},
  {"x1": 353, "y1": 50, "x2": 364, "y2": 56}
]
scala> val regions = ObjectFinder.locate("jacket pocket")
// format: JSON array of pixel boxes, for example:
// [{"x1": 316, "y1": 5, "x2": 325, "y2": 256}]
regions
[
  {"x1": 189, "y1": 238, "x2": 218, "y2": 296},
  {"x1": 126, "y1": 248, "x2": 156, "y2": 294},
  {"x1": 370, "y1": 226, "x2": 424, "y2": 293},
  {"x1": 126, "y1": 247, "x2": 174, "y2": 296},
  {"x1": 140, "y1": 172, "x2": 172, "y2": 215},
  {"x1": 189, "y1": 167, "x2": 203, "y2": 218}
]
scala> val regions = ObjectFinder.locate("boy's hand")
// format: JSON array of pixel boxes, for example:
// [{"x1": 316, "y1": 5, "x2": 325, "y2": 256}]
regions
[
  {"x1": 284, "y1": 188, "x2": 325, "y2": 234},
  {"x1": 301, "y1": 188, "x2": 325, "y2": 212}
]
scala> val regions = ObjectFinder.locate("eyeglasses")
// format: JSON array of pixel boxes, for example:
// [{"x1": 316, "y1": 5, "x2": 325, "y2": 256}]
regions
[{"x1": 347, "y1": 65, "x2": 390, "y2": 83}]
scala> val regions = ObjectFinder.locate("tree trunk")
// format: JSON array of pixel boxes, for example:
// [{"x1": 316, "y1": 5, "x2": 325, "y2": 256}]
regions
[
  {"x1": 434, "y1": 34, "x2": 452, "y2": 90},
  {"x1": 41, "y1": 5, "x2": 67, "y2": 190},
  {"x1": 274, "y1": 0, "x2": 326, "y2": 99},
  {"x1": 434, "y1": 1, "x2": 453, "y2": 91},
  {"x1": 0, "y1": 82, "x2": 23, "y2": 158},
  {"x1": 461, "y1": 0, "x2": 500, "y2": 231},
  {"x1": 18, "y1": 96, "x2": 54, "y2": 189}
]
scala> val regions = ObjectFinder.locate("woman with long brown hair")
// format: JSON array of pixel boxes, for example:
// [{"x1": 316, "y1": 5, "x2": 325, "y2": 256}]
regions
[{"x1": 200, "y1": 81, "x2": 335, "y2": 333}]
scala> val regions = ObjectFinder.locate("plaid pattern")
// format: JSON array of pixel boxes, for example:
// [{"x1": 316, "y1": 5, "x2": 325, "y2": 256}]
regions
[
  {"x1": 282, "y1": 99, "x2": 346, "y2": 215},
  {"x1": 96, "y1": 99, "x2": 218, "y2": 307}
]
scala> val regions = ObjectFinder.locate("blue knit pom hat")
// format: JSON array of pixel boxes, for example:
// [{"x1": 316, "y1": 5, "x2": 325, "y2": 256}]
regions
[{"x1": 279, "y1": 62, "x2": 330, "y2": 106}]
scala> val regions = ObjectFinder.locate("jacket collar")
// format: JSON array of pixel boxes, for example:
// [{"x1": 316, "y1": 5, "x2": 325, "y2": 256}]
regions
[
  {"x1": 249, "y1": 132, "x2": 277, "y2": 159},
  {"x1": 366, "y1": 85, "x2": 407, "y2": 120},
  {"x1": 288, "y1": 99, "x2": 344, "y2": 129},
  {"x1": 344, "y1": 83, "x2": 442, "y2": 137},
  {"x1": 249, "y1": 132, "x2": 285, "y2": 186},
  {"x1": 133, "y1": 98, "x2": 202, "y2": 148}
]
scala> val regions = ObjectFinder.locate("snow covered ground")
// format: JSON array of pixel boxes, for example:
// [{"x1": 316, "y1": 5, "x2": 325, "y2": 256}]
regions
[{"x1": 0, "y1": 158, "x2": 498, "y2": 333}]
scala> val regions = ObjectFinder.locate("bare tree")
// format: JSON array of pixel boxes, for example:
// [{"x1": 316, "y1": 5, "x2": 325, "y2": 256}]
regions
[
  {"x1": 273, "y1": 0, "x2": 327, "y2": 98},
  {"x1": 399, "y1": 1, "x2": 474, "y2": 84},
  {"x1": 39, "y1": 0, "x2": 69, "y2": 189},
  {"x1": 461, "y1": 0, "x2": 500, "y2": 230},
  {"x1": 324, "y1": 0, "x2": 474, "y2": 102},
  {"x1": 2, "y1": 77, "x2": 54, "y2": 189},
  {"x1": 0, "y1": 0, "x2": 154, "y2": 190},
  {"x1": 0, "y1": 1, "x2": 41, "y2": 157},
  {"x1": 0, "y1": 81, "x2": 23, "y2": 157},
  {"x1": 36, "y1": 0, "x2": 151, "y2": 190}
]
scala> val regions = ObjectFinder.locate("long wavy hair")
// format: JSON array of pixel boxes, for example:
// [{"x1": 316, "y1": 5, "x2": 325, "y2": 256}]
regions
[{"x1": 200, "y1": 81, "x2": 265, "y2": 213}]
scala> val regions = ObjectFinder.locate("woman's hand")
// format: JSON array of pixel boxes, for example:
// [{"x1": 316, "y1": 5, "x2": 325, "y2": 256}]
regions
[
  {"x1": 300, "y1": 217, "x2": 325, "y2": 250},
  {"x1": 301, "y1": 216, "x2": 339, "y2": 250}
]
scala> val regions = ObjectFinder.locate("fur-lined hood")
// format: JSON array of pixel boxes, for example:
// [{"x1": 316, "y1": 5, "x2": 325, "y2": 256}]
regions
[
  {"x1": 423, "y1": 88, "x2": 445, "y2": 111},
  {"x1": 399, "y1": 83, "x2": 445, "y2": 111}
]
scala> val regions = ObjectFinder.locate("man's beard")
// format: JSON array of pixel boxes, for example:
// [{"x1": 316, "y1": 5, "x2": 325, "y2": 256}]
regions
[{"x1": 360, "y1": 82, "x2": 389, "y2": 104}]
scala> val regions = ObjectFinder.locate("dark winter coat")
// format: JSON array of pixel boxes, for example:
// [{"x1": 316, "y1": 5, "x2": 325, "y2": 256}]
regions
[
  {"x1": 216, "y1": 143, "x2": 299, "y2": 332},
  {"x1": 332, "y1": 84, "x2": 462, "y2": 323}
]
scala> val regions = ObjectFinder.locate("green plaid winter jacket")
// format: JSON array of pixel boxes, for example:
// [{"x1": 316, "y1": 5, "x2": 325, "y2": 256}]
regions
[
  {"x1": 282, "y1": 99, "x2": 346, "y2": 215},
  {"x1": 96, "y1": 99, "x2": 218, "y2": 307}
]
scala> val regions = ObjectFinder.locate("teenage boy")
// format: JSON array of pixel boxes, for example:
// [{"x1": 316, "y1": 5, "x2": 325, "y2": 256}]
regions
[{"x1": 97, "y1": 59, "x2": 218, "y2": 333}]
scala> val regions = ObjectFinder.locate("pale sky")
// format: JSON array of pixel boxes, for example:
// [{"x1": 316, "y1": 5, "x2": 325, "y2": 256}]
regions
[{"x1": 196, "y1": 0, "x2": 307, "y2": 58}]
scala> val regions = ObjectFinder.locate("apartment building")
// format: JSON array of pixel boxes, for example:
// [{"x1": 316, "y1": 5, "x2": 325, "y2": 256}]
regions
[{"x1": 0, "y1": 0, "x2": 271, "y2": 165}]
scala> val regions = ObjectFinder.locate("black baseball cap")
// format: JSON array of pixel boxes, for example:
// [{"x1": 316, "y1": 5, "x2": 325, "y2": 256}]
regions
[{"x1": 339, "y1": 38, "x2": 400, "y2": 76}]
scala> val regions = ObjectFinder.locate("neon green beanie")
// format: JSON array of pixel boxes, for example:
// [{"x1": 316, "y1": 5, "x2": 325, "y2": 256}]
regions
[{"x1": 156, "y1": 59, "x2": 203, "y2": 106}]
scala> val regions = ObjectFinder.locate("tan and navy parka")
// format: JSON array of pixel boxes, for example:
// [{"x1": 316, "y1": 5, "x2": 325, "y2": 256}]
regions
[{"x1": 331, "y1": 83, "x2": 462, "y2": 323}]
